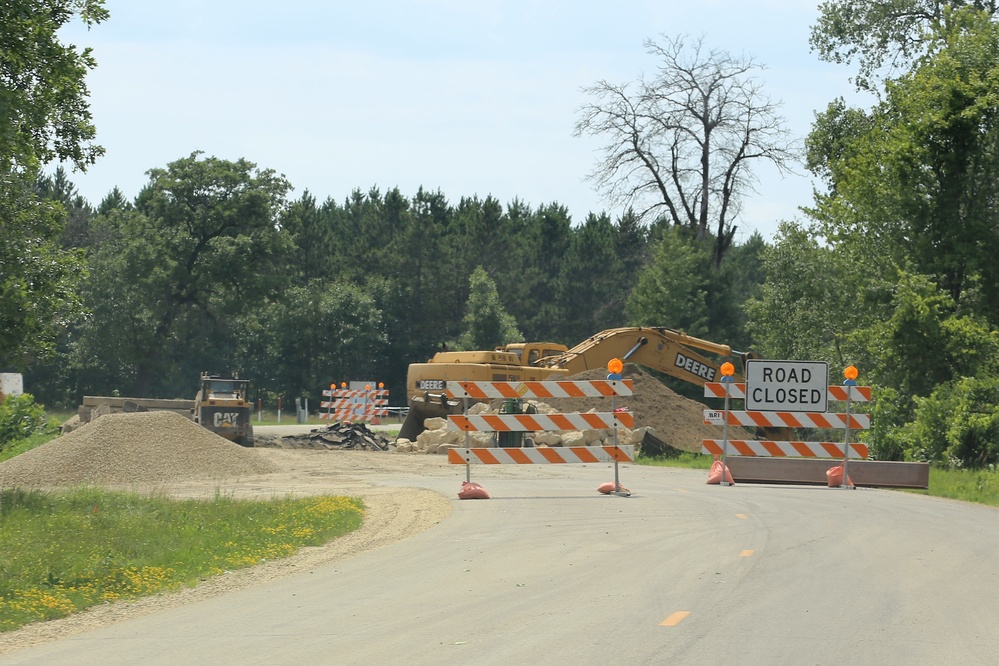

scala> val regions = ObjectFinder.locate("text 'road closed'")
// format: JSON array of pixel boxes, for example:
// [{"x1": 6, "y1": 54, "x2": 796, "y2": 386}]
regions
[{"x1": 745, "y1": 360, "x2": 828, "y2": 413}]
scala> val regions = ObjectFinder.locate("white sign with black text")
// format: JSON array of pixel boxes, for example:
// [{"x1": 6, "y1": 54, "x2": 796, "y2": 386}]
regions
[{"x1": 745, "y1": 360, "x2": 828, "y2": 413}]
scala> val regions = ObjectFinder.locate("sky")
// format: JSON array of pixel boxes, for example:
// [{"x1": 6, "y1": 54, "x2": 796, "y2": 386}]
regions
[{"x1": 58, "y1": 0, "x2": 864, "y2": 242}]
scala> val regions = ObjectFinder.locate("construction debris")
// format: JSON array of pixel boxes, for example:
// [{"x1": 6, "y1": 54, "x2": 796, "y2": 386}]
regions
[{"x1": 260, "y1": 422, "x2": 392, "y2": 451}]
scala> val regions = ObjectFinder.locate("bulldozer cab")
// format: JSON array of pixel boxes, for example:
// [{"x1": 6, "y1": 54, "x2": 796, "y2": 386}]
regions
[{"x1": 201, "y1": 376, "x2": 247, "y2": 400}]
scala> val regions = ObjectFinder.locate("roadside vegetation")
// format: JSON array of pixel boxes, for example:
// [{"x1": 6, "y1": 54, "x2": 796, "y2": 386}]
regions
[{"x1": 0, "y1": 487, "x2": 364, "y2": 633}]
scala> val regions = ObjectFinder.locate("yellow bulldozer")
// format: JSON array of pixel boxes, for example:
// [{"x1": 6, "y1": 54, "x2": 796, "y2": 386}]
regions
[{"x1": 193, "y1": 373, "x2": 255, "y2": 447}]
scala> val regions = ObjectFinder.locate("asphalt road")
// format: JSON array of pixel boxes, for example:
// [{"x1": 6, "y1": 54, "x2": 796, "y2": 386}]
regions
[{"x1": 2, "y1": 463, "x2": 997, "y2": 666}]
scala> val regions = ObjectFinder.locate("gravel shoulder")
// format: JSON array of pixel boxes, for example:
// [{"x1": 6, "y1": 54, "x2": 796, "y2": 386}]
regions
[{"x1": 0, "y1": 448, "x2": 454, "y2": 654}]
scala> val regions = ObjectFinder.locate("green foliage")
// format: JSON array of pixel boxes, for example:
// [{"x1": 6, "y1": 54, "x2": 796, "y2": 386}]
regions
[
  {"x1": 862, "y1": 272, "x2": 999, "y2": 400},
  {"x1": 0, "y1": 0, "x2": 108, "y2": 174},
  {"x1": 627, "y1": 227, "x2": 712, "y2": 337},
  {"x1": 906, "y1": 375, "x2": 999, "y2": 467},
  {"x1": 70, "y1": 152, "x2": 293, "y2": 397},
  {"x1": 0, "y1": 488, "x2": 363, "y2": 631},
  {"x1": 0, "y1": 176, "x2": 87, "y2": 370},
  {"x1": 456, "y1": 267, "x2": 522, "y2": 350},
  {"x1": 557, "y1": 213, "x2": 627, "y2": 344},
  {"x1": 808, "y1": 9, "x2": 999, "y2": 321},
  {"x1": 0, "y1": 393, "x2": 53, "y2": 452},
  {"x1": 254, "y1": 281, "x2": 387, "y2": 397},
  {"x1": 809, "y1": 0, "x2": 997, "y2": 90}
]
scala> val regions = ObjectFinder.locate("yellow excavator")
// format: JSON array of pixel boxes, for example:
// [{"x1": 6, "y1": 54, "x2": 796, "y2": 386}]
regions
[{"x1": 398, "y1": 326, "x2": 758, "y2": 441}]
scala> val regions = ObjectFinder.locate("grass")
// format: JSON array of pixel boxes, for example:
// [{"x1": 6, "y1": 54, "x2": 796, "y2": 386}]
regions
[
  {"x1": 0, "y1": 487, "x2": 364, "y2": 633},
  {"x1": 0, "y1": 431, "x2": 54, "y2": 464},
  {"x1": 638, "y1": 452, "x2": 713, "y2": 470},
  {"x1": 909, "y1": 466, "x2": 999, "y2": 507},
  {"x1": 637, "y1": 452, "x2": 999, "y2": 506}
]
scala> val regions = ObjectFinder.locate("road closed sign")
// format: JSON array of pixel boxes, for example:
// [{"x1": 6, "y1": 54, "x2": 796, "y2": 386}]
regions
[{"x1": 745, "y1": 360, "x2": 828, "y2": 413}]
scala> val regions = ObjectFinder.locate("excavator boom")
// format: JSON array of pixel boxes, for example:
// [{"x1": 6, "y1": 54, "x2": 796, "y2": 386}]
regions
[{"x1": 546, "y1": 327, "x2": 751, "y2": 385}]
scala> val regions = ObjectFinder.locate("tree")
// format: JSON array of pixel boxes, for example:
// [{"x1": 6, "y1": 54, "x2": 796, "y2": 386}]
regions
[
  {"x1": 744, "y1": 222, "x2": 876, "y2": 365},
  {"x1": 456, "y1": 267, "x2": 521, "y2": 351},
  {"x1": 0, "y1": 178, "x2": 86, "y2": 370},
  {"x1": 556, "y1": 213, "x2": 626, "y2": 344},
  {"x1": 253, "y1": 282, "x2": 387, "y2": 401},
  {"x1": 627, "y1": 227, "x2": 712, "y2": 337},
  {"x1": 810, "y1": 0, "x2": 998, "y2": 90},
  {"x1": 0, "y1": 0, "x2": 108, "y2": 174},
  {"x1": 72, "y1": 153, "x2": 292, "y2": 397},
  {"x1": 807, "y1": 8, "x2": 999, "y2": 321},
  {"x1": 574, "y1": 34, "x2": 797, "y2": 266},
  {"x1": 0, "y1": 1, "x2": 106, "y2": 370},
  {"x1": 35, "y1": 166, "x2": 94, "y2": 247}
]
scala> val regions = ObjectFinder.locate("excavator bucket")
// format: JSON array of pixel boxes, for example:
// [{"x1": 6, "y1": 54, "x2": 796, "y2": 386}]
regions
[{"x1": 398, "y1": 392, "x2": 464, "y2": 442}]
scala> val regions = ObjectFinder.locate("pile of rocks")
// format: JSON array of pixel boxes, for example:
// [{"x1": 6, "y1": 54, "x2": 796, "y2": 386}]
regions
[{"x1": 394, "y1": 400, "x2": 647, "y2": 455}]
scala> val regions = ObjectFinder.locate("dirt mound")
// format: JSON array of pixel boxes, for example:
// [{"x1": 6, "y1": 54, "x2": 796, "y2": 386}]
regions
[
  {"x1": 532, "y1": 365, "x2": 750, "y2": 453},
  {"x1": 0, "y1": 411, "x2": 278, "y2": 488}
]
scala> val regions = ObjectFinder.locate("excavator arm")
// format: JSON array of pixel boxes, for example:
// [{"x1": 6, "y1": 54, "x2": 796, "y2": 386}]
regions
[{"x1": 544, "y1": 327, "x2": 754, "y2": 384}]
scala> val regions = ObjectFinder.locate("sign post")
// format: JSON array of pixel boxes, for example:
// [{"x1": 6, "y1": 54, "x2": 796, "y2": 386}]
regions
[
  {"x1": 607, "y1": 358, "x2": 626, "y2": 495},
  {"x1": 719, "y1": 362, "x2": 735, "y2": 486},
  {"x1": 841, "y1": 365, "x2": 859, "y2": 489}
]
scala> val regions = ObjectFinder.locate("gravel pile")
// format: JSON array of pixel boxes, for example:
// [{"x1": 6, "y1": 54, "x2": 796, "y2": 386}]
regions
[{"x1": 0, "y1": 411, "x2": 278, "y2": 488}]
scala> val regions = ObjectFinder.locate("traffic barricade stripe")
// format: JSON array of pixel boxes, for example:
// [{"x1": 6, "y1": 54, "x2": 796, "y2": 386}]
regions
[
  {"x1": 322, "y1": 389, "x2": 390, "y2": 398},
  {"x1": 320, "y1": 398, "x2": 388, "y2": 408},
  {"x1": 446, "y1": 379, "x2": 633, "y2": 399},
  {"x1": 508, "y1": 448, "x2": 533, "y2": 464},
  {"x1": 701, "y1": 439, "x2": 869, "y2": 459},
  {"x1": 448, "y1": 412, "x2": 634, "y2": 432},
  {"x1": 703, "y1": 410, "x2": 870, "y2": 429},
  {"x1": 538, "y1": 447, "x2": 566, "y2": 463},
  {"x1": 447, "y1": 445, "x2": 634, "y2": 465}
]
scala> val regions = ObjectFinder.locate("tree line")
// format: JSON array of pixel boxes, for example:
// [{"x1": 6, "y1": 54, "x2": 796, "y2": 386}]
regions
[
  {"x1": 22, "y1": 160, "x2": 766, "y2": 409},
  {"x1": 2, "y1": 1, "x2": 997, "y2": 467}
]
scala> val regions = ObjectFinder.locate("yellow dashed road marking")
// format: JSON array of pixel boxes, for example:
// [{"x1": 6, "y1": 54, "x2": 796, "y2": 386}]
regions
[
  {"x1": 736, "y1": 513, "x2": 748, "y2": 519},
  {"x1": 740, "y1": 550, "x2": 754, "y2": 557},
  {"x1": 660, "y1": 611, "x2": 691, "y2": 627}
]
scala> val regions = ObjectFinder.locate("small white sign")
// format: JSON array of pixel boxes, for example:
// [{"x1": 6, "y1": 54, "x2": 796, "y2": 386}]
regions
[
  {"x1": 704, "y1": 410, "x2": 725, "y2": 425},
  {"x1": 0, "y1": 373, "x2": 23, "y2": 397},
  {"x1": 746, "y1": 360, "x2": 828, "y2": 413}
]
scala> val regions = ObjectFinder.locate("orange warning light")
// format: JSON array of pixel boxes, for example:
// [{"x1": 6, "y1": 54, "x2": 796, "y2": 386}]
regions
[
  {"x1": 378, "y1": 382, "x2": 384, "y2": 388},
  {"x1": 330, "y1": 383, "x2": 335, "y2": 389},
  {"x1": 340, "y1": 382, "x2": 347, "y2": 388},
  {"x1": 844, "y1": 365, "x2": 859, "y2": 381},
  {"x1": 720, "y1": 362, "x2": 735, "y2": 377},
  {"x1": 365, "y1": 384, "x2": 371, "y2": 391},
  {"x1": 607, "y1": 358, "x2": 623, "y2": 374}
]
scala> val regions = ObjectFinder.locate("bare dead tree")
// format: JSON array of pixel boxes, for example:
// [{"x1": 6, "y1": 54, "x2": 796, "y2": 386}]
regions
[{"x1": 574, "y1": 35, "x2": 798, "y2": 266}]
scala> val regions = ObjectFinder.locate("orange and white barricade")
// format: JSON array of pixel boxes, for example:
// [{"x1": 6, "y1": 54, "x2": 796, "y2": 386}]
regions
[
  {"x1": 320, "y1": 386, "x2": 389, "y2": 423},
  {"x1": 702, "y1": 366, "x2": 871, "y2": 488},
  {"x1": 444, "y1": 378, "x2": 635, "y2": 498}
]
